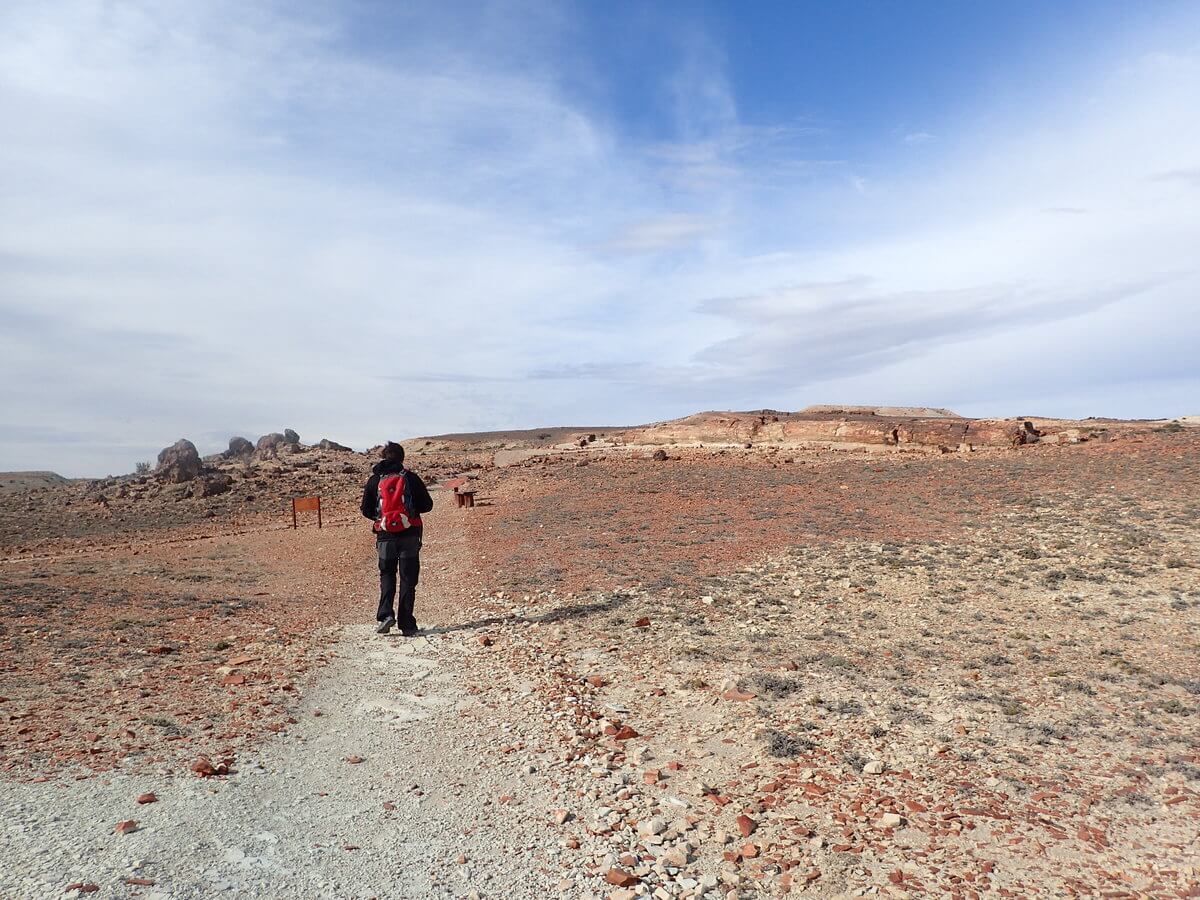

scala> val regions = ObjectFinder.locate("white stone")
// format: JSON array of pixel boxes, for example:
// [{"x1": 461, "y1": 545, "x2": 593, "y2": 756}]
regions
[{"x1": 640, "y1": 816, "x2": 668, "y2": 836}]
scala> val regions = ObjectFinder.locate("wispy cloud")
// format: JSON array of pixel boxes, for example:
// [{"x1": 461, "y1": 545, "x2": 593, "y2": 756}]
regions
[
  {"x1": 1149, "y1": 167, "x2": 1200, "y2": 186},
  {"x1": 692, "y1": 278, "x2": 1160, "y2": 382},
  {"x1": 603, "y1": 214, "x2": 724, "y2": 253}
]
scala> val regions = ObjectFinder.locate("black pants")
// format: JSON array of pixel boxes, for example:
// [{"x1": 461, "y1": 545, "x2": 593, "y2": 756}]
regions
[{"x1": 376, "y1": 531, "x2": 421, "y2": 632}]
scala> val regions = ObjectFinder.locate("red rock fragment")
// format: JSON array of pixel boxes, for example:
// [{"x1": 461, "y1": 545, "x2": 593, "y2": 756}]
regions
[
  {"x1": 643, "y1": 770, "x2": 660, "y2": 785},
  {"x1": 633, "y1": 617, "x2": 651, "y2": 628},
  {"x1": 136, "y1": 793, "x2": 157, "y2": 804},
  {"x1": 191, "y1": 757, "x2": 218, "y2": 777},
  {"x1": 345, "y1": 755, "x2": 364, "y2": 764},
  {"x1": 115, "y1": 819, "x2": 138, "y2": 834},
  {"x1": 67, "y1": 885, "x2": 99, "y2": 894},
  {"x1": 737, "y1": 814, "x2": 757, "y2": 837},
  {"x1": 585, "y1": 675, "x2": 607, "y2": 688},
  {"x1": 382, "y1": 801, "x2": 396, "y2": 811},
  {"x1": 613, "y1": 725, "x2": 639, "y2": 741},
  {"x1": 476, "y1": 635, "x2": 494, "y2": 647},
  {"x1": 604, "y1": 868, "x2": 639, "y2": 887},
  {"x1": 123, "y1": 877, "x2": 155, "y2": 886},
  {"x1": 741, "y1": 842, "x2": 760, "y2": 859},
  {"x1": 221, "y1": 674, "x2": 246, "y2": 686}
]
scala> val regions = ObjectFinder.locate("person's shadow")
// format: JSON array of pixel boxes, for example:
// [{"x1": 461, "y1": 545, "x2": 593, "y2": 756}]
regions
[{"x1": 397, "y1": 593, "x2": 629, "y2": 638}]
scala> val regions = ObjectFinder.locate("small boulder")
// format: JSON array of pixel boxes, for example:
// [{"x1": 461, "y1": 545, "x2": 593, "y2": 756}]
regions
[
  {"x1": 283, "y1": 428, "x2": 300, "y2": 444},
  {"x1": 155, "y1": 439, "x2": 201, "y2": 483},
  {"x1": 318, "y1": 438, "x2": 351, "y2": 452},
  {"x1": 225, "y1": 436, "x2": 254, "y2": 458},
  {"x1": 652, "y1": 449, "x2": 668, "y2": 461}
]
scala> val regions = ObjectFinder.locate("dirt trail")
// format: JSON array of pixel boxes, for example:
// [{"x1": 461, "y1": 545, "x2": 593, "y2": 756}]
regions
[
  {"x1": 0, "y1": 622, "x2": 564, "y2": 899},
  {"x1": 0, "y1": 504, "x2": 573, "y2": 899}
]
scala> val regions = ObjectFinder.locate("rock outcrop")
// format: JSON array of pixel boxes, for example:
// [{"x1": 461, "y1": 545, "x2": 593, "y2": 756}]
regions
[
  {"x1": 155, "y1": 439, "x2": 201, "y2": 483},
  {"x1": 257, "y1": 430, "x2": 303, "y2": 457},
  {"x1": 622, "y1": 411, "x2": 1040, "y2": 452},
  {"x1": 225, "y1": 436, "x2": 254, "y2": 458},
  {"x1": 317, "y1": 438, "x2": 351, "y2": 452}
]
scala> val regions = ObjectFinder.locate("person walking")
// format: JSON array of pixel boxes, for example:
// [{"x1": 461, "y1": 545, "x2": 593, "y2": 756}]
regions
[{"x1": 360, "y1": 442, "x2": 433, "y2": 635}]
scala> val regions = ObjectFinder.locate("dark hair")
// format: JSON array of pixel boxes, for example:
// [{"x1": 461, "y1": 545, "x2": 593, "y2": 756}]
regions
[{"x1": 382, "y1": 441, "x2": 405, "y2": 462}]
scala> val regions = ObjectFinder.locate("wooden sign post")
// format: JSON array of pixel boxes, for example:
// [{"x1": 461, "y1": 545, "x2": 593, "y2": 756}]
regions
[{"x1": 292, "y1": 496, "x2": 322, "y2": 529}]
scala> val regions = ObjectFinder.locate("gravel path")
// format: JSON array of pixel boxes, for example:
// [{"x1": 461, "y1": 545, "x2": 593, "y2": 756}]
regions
[{"x1": 1, "y1": 624, "x2": 562, "y2": 899}]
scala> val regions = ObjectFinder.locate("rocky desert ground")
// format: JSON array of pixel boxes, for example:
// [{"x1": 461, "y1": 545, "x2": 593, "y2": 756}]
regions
[{"x1": 1, "y1": 412, "x2": 1198, "y2": 899}]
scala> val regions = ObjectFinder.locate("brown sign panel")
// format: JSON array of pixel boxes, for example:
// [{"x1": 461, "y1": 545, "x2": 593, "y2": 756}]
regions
[{"x1": 291, "y1": 496, "x2": 322, "y2": 528}]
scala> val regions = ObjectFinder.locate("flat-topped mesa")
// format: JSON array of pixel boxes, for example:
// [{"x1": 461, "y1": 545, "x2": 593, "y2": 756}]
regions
[{"x1": 617, "y1": 410, "x2": 1040, "y2": 451}]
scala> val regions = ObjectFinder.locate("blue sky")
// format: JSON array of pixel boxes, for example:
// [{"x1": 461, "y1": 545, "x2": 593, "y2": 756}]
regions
[{"x1": 1, "y1": 0, "x2": 1198, "y2": 476}]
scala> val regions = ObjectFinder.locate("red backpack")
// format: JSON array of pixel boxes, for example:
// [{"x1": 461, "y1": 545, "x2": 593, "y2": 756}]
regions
[{"x1": 375, "y1": 470, "x2": 423, "y2": 533}]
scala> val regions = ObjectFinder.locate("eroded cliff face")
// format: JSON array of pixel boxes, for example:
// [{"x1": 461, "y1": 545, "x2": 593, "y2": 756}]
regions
[{"x1": 618, "y1": 411, "x2": 1059, "y2": 452}]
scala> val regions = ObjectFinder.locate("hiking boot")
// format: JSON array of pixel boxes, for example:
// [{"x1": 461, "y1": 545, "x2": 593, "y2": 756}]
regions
[
  {"x1": 376, "y1": 617, "x2": 395, "y2": 635},
  {"x1": 400, "y1": 627, "x2": 420, "y2": 637}
]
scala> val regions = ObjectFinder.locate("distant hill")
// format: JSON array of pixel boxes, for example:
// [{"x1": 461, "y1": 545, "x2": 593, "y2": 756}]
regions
[{"x1": 0, "y1": 471, "x2": 74, "y2": 494}]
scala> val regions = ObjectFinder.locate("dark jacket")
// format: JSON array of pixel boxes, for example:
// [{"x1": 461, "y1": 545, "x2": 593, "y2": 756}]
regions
[{"x1": 361, "y1": 460, "x2": 433, "y2": 538}]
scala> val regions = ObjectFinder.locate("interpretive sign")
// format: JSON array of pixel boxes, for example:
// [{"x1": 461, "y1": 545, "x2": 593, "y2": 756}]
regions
[{"x1": 291, "y1": 496, "x2": 322, "y2": 529}]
